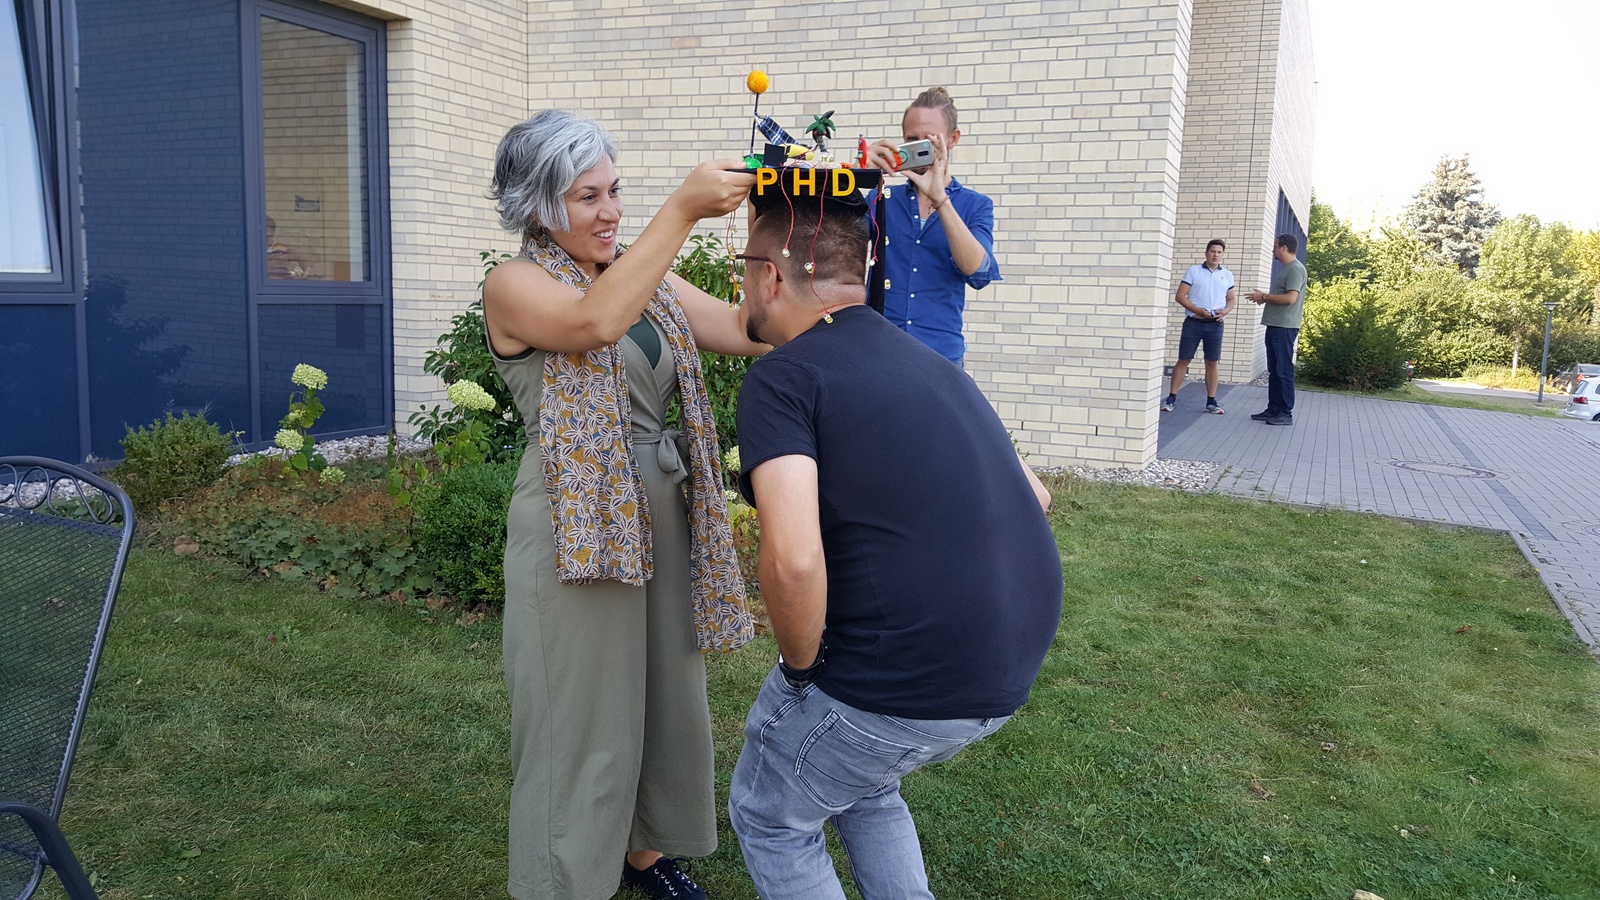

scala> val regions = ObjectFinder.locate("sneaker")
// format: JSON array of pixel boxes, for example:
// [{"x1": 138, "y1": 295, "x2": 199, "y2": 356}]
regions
[
  {"x1": 1250, "y1": 410, "x2": 1272, "y2": 421},
  {"x1": 623, "y1": 857, "x2": 708, "y2": 900},
  {"x1": 1206, "y1": 402, "x2": 1224, "y2": 415},
  {"x1": 1263, "y1": 415, "x2": 1293, "y2": 426},
  {"x1": 1161, "y1": 395, "x2": 1176, "y2": 412}
]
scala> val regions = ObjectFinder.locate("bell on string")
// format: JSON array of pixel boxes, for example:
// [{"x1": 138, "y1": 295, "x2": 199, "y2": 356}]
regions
[
  {"x1": 804, "y1": 261, "x2": 815, "y2": 274},
  {"x1": 781, "y1": 247, "x2": 791, "y2": 258},
  {"x1": 822, "y1": 313, "x2": 833, "y2": 324}
]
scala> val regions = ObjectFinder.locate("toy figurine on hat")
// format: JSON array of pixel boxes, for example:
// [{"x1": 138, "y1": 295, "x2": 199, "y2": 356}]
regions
[{"x1": 735, "y1": 69, "x2": 890, "y2": 317}]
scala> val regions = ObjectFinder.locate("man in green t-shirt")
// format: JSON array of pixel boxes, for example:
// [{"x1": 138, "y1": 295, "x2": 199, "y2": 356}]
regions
[{"x1": 1246, "y1": 234, "x2": 1307, "y2": 426}]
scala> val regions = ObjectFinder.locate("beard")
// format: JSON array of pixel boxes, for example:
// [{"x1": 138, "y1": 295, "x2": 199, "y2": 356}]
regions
[{"x1": 744, "y1": 298, "x2": 767, "y2": 345}]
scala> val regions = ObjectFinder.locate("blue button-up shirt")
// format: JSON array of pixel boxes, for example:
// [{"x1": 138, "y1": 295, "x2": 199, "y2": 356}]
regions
[{"x1": 874, "y1": 177, "x2": 1001, "y2": 363}]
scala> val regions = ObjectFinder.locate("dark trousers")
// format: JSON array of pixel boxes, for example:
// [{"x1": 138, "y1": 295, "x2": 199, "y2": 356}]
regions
[{"x1": 1264, "y1": 326, "x2": 1299, "y2": 416}]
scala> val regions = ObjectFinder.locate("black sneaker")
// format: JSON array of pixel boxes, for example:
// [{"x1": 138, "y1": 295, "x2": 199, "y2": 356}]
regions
[
  {"x1": 1250, "y1": 410, "x2": 1272, "y2": 421},
  {"x1": 1206, "y1": 401, "x2": 1224, "y2": 415},
  {"x1": 623, "y1": 857, "x2": 708, "y2": 899},
  {"x1": 1160, "y1": 395, "x2": 1176, "y2": 412},
  {"x1": 1263, "y1": 415, "x2": 1293, "y2": 426}
]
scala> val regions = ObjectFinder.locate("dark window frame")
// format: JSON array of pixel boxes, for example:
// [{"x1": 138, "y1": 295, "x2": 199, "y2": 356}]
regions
[
  {"x1": 1, "y1": 0, "x2": 81, "y2": 298},
  {"x1": 240, "y1": 0, "x2": 392, "y2": 445}
]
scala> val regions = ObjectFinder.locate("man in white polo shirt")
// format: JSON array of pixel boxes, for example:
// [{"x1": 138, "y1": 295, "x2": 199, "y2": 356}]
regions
[{"x1": 1161, "y1": 239, "x2": 1235, "y2": 414}]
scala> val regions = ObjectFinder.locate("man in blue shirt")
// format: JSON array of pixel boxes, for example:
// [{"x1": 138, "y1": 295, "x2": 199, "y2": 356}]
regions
[
  {"x1": 1161, "y1": 239, "x2": 1236, "y2": 413},
  {"x1": 866, "y1": 87, "x2": 1001, "y2": 366}
]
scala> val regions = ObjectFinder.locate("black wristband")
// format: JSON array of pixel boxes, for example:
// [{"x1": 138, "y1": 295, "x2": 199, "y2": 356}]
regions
[{"x1": 778, "y1": 640, "x2": 826, "y2": 687}]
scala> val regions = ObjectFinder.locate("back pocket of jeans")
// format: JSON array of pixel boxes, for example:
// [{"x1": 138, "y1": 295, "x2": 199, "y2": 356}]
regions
[{"x1": 796, "y1": 710, "x2": 920, "y2": 809}]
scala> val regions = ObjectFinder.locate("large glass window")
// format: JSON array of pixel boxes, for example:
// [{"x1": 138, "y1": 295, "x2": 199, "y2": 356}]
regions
[
  {"x1": 260, "y1": 15, "x2": 368, "y2": 282},
  {"x1": 1, "y1": 0, "x2": 51, "y2": 274}
]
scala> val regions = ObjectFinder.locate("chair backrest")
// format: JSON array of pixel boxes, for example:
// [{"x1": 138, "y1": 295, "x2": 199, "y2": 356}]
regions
[{"x1": 0, "y1": 458, "x2": 134, "y2": 900}]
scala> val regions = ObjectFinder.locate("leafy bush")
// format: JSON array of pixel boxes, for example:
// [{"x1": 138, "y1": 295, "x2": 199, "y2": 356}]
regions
[
  {"x1": 414, "y1": 460, "x2": 516, "y2": 605},
  {"x1": 675, "y1": 233, "x2": 751, "y2": 450},
  {"x1": 1300, "y1": 285, "x2": 1411, "y2": 392},
  {"x1": 113, "y1": 410, "x2": 236, "y2": 513},
  {"x1": 1521, "y1": 324, "x2": 1600, "y2": 375},
  {"x1": 412, "y1": 251, "x2": 524, "y2": 464},
  {"x1": 168, "y1": 458, "x2": 435, "y2": 600},
  {"x1": 1411, "y1": 326, "x2": 1511, "y2": 378}
]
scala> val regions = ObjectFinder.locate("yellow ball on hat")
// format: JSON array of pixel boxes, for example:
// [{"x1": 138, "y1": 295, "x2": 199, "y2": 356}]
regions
[{"x1": 747, "y1": 70, "x2": 769, "y2": 94}]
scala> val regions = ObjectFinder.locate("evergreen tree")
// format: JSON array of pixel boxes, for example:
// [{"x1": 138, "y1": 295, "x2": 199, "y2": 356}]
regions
[
  {"x1": 1402, "y1": 155, "x2": 1502, "y2": 276},
  {"x1": 1306, "y1": 195, "x2": 1371, "y2": 286}
]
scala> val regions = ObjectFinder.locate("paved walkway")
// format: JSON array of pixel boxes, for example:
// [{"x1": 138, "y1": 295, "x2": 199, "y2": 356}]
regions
[{"x1": 1159, "y1": 382, "x2": 1600, "y2": 652}]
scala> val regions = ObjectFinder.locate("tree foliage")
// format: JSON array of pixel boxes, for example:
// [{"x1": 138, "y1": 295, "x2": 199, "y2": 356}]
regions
[
  {"x1": 1403, "y1": 155, "x2": 1502, "y2": 276},
  {"x1": 1475, "y1": 215, "x2": 1582, "y2": 368},
  {"x1": 1568, "y1": 230, "x2": 1600, "y2": 325},
  {"x1": 1306, "y1": 196, "x2": 1370, "y2": 286}
]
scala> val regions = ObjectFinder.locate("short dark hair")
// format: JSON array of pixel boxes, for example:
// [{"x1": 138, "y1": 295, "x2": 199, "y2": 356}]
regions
[
  {"x1": 749, "y1": 205, "x2": 870, "y2": 290},
  {"x1": 1275, "y1": 233, "x2": 1298, "y2": 255},
  {"x1": 1206, "y1": 239, "x2": 1226, "y2": 252}
]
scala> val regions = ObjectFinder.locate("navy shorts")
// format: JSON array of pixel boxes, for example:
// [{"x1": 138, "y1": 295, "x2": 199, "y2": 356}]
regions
[{"x1": 1177, "y1": 317, "x2": 1223, "y2": 362}]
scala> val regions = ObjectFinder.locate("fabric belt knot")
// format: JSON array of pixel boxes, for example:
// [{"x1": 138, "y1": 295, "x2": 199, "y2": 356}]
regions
[{"x1": 632, "y1": 428, "x2": 690, "y2": 485}]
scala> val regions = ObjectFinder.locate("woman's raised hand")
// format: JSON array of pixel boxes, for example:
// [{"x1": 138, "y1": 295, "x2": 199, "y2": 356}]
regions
[{"x1": 667, "y1": 160, "x2": 757, "y2": 222}]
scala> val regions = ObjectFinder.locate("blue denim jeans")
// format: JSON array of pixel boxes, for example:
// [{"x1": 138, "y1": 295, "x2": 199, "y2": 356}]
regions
[
  {"x1": 728, "y1": 666, "x2": 1008, "y2": 899},
  {"x1": 1264, "y1": 325, "x2": 1299, "y2": 416}
]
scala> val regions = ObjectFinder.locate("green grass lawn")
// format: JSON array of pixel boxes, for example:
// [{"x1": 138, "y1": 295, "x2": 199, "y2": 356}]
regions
[
  {"x1": 1304, "y1": 382, "x2": 1564, "y2": 418},
  {"x1": 35, "y1": 479, "x2": 1600, "y2": 899}
]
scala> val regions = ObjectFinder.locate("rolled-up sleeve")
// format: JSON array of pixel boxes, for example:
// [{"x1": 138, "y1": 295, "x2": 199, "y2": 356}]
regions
[{"x1": 960, "y1": 193, "x2": 1002, "y2": 290}]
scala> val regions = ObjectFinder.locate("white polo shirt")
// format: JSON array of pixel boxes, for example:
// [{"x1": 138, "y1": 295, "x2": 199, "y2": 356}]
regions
[{"x1": 1181, "y1": 263, "x2": 1234, "y2": 316}]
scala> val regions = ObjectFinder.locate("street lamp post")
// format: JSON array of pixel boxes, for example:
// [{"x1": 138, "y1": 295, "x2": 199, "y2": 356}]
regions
[{"x1": 1538, "y1": 301, "x2": 1561, "y2": 403}]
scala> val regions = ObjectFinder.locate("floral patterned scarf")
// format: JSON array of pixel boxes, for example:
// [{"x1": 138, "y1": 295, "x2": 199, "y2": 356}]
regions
[{"x1": 525, "y1": 236, "x2": 753, "y2": 653}]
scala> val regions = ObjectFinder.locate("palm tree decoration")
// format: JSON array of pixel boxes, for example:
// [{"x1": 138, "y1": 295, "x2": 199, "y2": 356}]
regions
[{"x1": 807, "y1": 110, "x2": 836, "y2": 154}]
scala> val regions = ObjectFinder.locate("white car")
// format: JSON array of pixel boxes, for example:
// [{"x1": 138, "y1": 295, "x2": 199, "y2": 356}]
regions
[{"x1": 1562, "y1": 376, "x2": 1600, "y2": 421}]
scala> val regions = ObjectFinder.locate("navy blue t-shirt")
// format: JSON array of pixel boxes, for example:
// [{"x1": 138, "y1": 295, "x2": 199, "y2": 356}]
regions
[{"x1": 736, "y1": 305, "x2": 1062, "y2": 719}]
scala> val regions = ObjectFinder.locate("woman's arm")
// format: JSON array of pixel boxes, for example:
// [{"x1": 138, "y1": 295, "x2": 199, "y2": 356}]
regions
[
  {"x1": 668, "y1": 272, "x2": 770, "y2": 357},
  {"x1": 484, "y1": 161, "x2": 753, "y2": 356}
]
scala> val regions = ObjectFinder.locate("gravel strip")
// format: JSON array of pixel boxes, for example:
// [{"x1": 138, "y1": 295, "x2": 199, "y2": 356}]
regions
[
  {"x1": 227, "y1": 434, "x2": 429, "y2": 468},
  {"x1": 1037, "y1": 457, "x2": 1218, "y2": 492}
]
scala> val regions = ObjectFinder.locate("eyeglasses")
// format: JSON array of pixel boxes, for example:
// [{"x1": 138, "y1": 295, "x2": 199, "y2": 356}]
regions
[{"x1": 735, "y1": 254, "x2": 783, "y2": 282}]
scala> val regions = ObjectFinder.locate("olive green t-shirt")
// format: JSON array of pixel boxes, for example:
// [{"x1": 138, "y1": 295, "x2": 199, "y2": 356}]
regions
[{"x1": 1261, "y1": 259, "x2": 1307, "y2": 329}]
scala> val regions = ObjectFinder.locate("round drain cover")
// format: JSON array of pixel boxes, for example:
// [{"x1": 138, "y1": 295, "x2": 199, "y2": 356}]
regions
[{"x1": 1389, "y1": 460, "x2": 1498, "y2": 479}]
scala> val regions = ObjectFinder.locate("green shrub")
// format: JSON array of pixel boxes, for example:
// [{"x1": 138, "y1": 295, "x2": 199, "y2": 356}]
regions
[
  {"x1": 414, "y1": 460, "x2": 516, "y2": 605},
  {"x1": 1521, "y1": 324, "x2": 1600, "y2": 375},
  {"x1": 412, "y1": 251, "x2": 525, "y2": 464},
  {"x1": 113, "y1": 410, "x2": 236, "y2": 513},
  {"x1": 1300, "y1": 289, "x2": 1411, "y2": 392},
  {"x1": 674, "y1": 233, "x2": 750, "y2": 450},
  {"x1": 168, "y1": 459, "x2": 436, "y2": 600},
  {"x1": 1411, "y1": 326, "x2": 1511, "y2": 377}
]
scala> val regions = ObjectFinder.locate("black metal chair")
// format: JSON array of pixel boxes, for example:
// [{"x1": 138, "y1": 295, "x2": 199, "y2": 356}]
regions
[{"x1": 1, "y1": 457, "x2": 134, "y2": 900}]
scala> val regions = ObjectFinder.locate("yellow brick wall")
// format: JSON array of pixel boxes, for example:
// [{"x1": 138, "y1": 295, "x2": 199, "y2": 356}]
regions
[{"x1": 521, "y1": 0, "x2": 1196, "y2": 468}]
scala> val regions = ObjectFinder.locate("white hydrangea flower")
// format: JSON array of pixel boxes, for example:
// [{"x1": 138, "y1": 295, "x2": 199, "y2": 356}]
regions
[
  {"x1": 274, "y1": 429, "x2": 305, "y2": 452},
  {"x1": 321, "y1": 467, "x2": 346, "y2": 484},
  {"x1": 447, "y1": 379, "x2": 497, "y2": 412},
  {"x1": 290, "y1": 363, "x2": 329, "y2": 391}
]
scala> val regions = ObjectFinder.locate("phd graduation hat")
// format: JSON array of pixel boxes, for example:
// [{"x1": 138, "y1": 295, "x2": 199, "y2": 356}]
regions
[{"x1": 746, "y1": 165, "x2": 891, "y2": 312}]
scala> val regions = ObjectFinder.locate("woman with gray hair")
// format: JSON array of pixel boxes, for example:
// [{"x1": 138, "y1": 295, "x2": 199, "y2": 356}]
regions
[{"x1": 483, "y1": 109, "x2": 760, "y2": 900}]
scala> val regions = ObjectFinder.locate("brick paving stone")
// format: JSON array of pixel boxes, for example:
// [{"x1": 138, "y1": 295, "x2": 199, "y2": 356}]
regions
[{"x1": 1161, "y1": 383, "x2": 1600, "y2": 655}]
